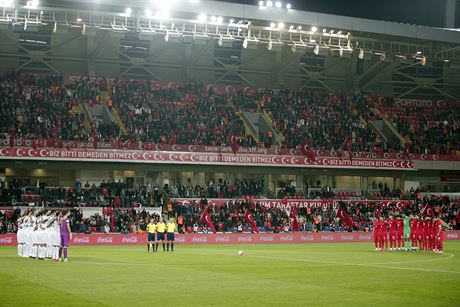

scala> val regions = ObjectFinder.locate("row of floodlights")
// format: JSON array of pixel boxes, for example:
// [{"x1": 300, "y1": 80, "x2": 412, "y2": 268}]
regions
[{"x1": 258, "y1": 1, "x2": 292, "y2": 10}]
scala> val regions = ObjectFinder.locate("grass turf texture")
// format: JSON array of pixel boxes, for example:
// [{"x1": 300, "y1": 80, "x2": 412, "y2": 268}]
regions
[{"x1": 1, "y1": 242, "x2": 460, "y2": 306}]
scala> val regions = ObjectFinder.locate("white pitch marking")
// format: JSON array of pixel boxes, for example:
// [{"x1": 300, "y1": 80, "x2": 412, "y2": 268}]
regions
[{"x1": 249, "y1": 254, "x2": 460, "y2": 275}]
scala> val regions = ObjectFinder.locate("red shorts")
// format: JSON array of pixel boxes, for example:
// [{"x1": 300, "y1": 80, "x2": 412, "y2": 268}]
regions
[
  {"x1": 410, "y1": 233, "x2": 416, "y2": 241},
  {"x1": 379, "y1": 233, "x2": 387, "y2": 241},
  {"x1": 398, "y1": 233, "x2": 404, "y2": 240},
  {"x1": 417, "y1": 234, "x2": 423, "y2": 241},
  {"x1": 389, "y1": 232, "x2": 397, "y2": 240}
]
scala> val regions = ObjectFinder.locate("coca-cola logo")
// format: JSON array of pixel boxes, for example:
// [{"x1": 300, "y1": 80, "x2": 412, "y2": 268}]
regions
[
  {"x1": 97, "y1": 236, "x2": 113, "y2": 243},
  {"x1": 122, "y1": 236, "x2": 138, "y2": 243},
  {"x1": 175, "y1": 236, "x2": 186, "y2": 243},
  {"x1": 447, "y1": 233, "x2": 458, "y2": 239},
  {"x1": 321, "y1": 235, "x2": 334, "y2": 241},
  {"x1": 237, "y1": 236, "x2": 253, "y2": 242},
  {"x1": 280, "y1": 236, "x2": 293, "y2": 241},
  {"x1": 192, "y1": 236, "x2": 208, "y2": 243},
  {"x1": 301, "y1": 235, "x2": 314, "y2": 241},
  {"x1": 359, "y1": 235, "x2": 372, "y2": 241},
  {"x1": 0, "y1": 237, "x2": 13, "y2": 244},
  {"x1": 259, "y1": 236, "x2": 274, "y2": 241},
  {"x1": 341, "y1": 235, "x2": 354, "y2": 240},
  {"x1": 74, "y1": 237, "x2": 90, "y2": 243},
  {"x1": 215, "y1": 236, "x2": 230, "y2": 242}
]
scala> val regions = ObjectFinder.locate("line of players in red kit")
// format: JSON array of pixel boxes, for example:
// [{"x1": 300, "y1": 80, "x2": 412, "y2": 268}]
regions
[{"x1": 373, "y1": 215, "x2": 443, "y2": 253}]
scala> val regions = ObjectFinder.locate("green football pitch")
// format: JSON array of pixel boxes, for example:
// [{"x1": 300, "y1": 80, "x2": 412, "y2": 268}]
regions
[{"x1": 1, "y1": 242, "x2": 460, "y2": 306}]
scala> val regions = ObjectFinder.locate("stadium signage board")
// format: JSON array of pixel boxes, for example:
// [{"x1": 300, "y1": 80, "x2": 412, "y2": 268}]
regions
[
  {"x1": 171, "y1": 198, "x2": 414, "y2": 209},
  {"x1": 1, "y1": 232, "x2": 459, "y2": 246},
  {"x1": 0, "y1": 148, "x2": 415, "y2": 169}
]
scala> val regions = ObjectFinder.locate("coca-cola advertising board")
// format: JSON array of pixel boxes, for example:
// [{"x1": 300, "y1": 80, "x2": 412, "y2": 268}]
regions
[{"x1": 1, "y1": 231, "x2": 459, "y2": 246}]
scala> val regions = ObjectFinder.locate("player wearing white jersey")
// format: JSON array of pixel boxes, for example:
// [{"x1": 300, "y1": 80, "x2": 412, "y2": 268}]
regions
[
  {"x1": 51, "y1": 211, "x2": 62, "y2": 261},
  {"x1": 16, "y1": 216, "x2": 25, "y2": 257}
]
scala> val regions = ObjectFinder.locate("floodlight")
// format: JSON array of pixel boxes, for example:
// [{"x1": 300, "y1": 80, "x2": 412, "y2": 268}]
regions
[
  {"x1": 311, "y1": 26, "x2": 317, "y2": 32},
  {"x1": 275, "y1": 1, "x2": 282, "y2": 8},
  {"x1": 198, "y1": 13, "x2": 207, "y2": 22}
]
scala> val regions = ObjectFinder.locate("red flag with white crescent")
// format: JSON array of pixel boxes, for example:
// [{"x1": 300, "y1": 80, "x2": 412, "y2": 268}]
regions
[
  {"x1": 337, "y1": 207, "x2": 353, "y2": 228},
  {"x1": 199, "y1": 209, "x2": 216, "y2": 233},
  {"x1": 244, "y1": 209, "x2": 259, "y2": 233},
  {"x1": 289, "y1": 206, "x2": 300, "y2": 231},
  {"x1": 421, "y1": 204, "x2": 434, "y2": 217},
  {"x1": 230, "y1": 134, "x2": 239, "y2": 155}
]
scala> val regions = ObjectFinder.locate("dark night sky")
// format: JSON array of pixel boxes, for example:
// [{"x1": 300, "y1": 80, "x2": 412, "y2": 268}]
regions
[{"x1": 216, "y1": 0, "x2": 450, "y2": 27}]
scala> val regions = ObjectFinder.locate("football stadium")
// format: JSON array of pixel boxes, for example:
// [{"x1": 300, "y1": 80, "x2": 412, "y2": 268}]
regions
[{"x1": 0, "y1": 0, "x2": 459, "y2": 306}]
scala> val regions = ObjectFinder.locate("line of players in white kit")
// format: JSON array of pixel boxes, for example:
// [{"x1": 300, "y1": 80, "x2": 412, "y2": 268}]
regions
[{"x1": 16, "y1": 209, "x2": 72, "y2": 262}]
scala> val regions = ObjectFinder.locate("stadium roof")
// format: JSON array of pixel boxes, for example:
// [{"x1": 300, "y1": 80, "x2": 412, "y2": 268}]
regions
[{"x1": 53, "y1": 0, "x2": 460, "y2": 44}]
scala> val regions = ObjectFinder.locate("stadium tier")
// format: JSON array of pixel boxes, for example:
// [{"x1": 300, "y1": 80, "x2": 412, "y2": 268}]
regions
[{"x1": 1, "y1": 1, "x2": 460, "y2": 306}]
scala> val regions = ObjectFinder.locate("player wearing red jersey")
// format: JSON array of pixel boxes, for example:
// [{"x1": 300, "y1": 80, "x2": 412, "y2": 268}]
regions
[
  {"x1": 409, "y1": 216, "x2": 418, "y2": 250},
  {"x1": 389, "y1": 216, "x2": 398, "y2": 251},
  {"x1": 417, "y1": 218, "x2": 425, "y2": 251},
  {"x1": 381, "y1": 217, "x2": 389, "y2": 251},
  {"x1": 424, "y1": 217, "x2": 432, "y2": 252},
  {"x1": 430, "y1": 216, "x2": 437, "y2": 251},
  {"x1": 396, "y1": 216, "x2": 404, "y2": 250},
  {"x1": 434, "y1": 216, "x2": 443, "y2": 253},
  {"x1": 373, "y1": 218, "x2": 380, "y2": 251}
]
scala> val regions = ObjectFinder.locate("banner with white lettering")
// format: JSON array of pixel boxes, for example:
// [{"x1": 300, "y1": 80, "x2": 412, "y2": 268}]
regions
[
  {"x1": 0, "y1": 147, "x2": 416, "y2": 169},
  {"x1": 1, "y1": 231, "x2": 459, "y2": 246}
]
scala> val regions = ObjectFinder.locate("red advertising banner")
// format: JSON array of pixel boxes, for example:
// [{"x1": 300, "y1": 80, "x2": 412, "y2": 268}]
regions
[
  {"x1": 172, "y1": 198, "x2": 414, "y2": 209},
  {"x1": 0, "y1": 147, "x2": 415, "y2": 169},
  {"x1": 2, "y1": 140, "x2": 457, "y2": 162},
  {"x1": 1, "y1": 231, "x2": 459, "y2": 246}
]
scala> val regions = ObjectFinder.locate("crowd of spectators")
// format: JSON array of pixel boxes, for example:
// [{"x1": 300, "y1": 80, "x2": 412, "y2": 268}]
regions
[
  {"x1": 111, "y1": 80, "x2": 255, "y2": 147},
  {"x1": 377, "y1": 97, "x2": 459, "y2": 155},
  {"x1": 0, "y1": 72, "x2": 87, "y2": 143},
  {"x1": 168, "y1": 179, "x2": 264, "y2": 199},
  {"x1": 1, "y1": 72, "x2": 458, "y2": 156},
  {"x1": 233, "y1": 90, "x2": 384, "y2": 152}
]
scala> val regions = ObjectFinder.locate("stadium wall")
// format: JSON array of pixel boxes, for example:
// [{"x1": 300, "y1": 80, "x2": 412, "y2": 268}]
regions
[{"x1": 0, "y1": 231, "x2": 459, "y2": 246}]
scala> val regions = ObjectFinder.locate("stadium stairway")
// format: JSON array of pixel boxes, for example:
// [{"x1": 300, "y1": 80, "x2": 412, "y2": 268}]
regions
[
  {"x1": 227, "y1": 98, "x2": 260, "y2": 144},
  {"x1": 110, "y1": 107, "x2": 127, "y2": 136},
  {"x1": 369, "y1": 107, "x2": 405, "y2": 148},
  {"x1": 261, "y1": 110, "x2": 283, "y2": 146},
  {"x1": 78, "y1": 102, "x2": 92, "y2": 132}
]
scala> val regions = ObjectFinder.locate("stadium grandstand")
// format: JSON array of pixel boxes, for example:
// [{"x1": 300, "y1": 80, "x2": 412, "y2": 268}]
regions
[{"x1": 1, "y1": 1, "x2": 460, "y2": 306}]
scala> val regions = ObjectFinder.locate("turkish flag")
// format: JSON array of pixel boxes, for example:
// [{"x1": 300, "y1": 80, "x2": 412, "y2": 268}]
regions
[
  {"x1": 230, "y1": 135, "x2": 239, "y2": 155},
  {"x1": 337, "y1": 207, "x2": 353, "y2": 228},
  {"x1": 289, "y1": 206, "x2": 300, "y2": 231},
  {"x1": 421, "y1": 204, "x2": 434, "y2": 217},
  {"x1": 244, "y1": 209, "x2": 259, "y2": 233},
  {"x1": 300, "y1": 141, "x2": 316, "y2": 162},
  {"x1": 200, "y1": 209, "x2": 216, "y2": 233}
]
